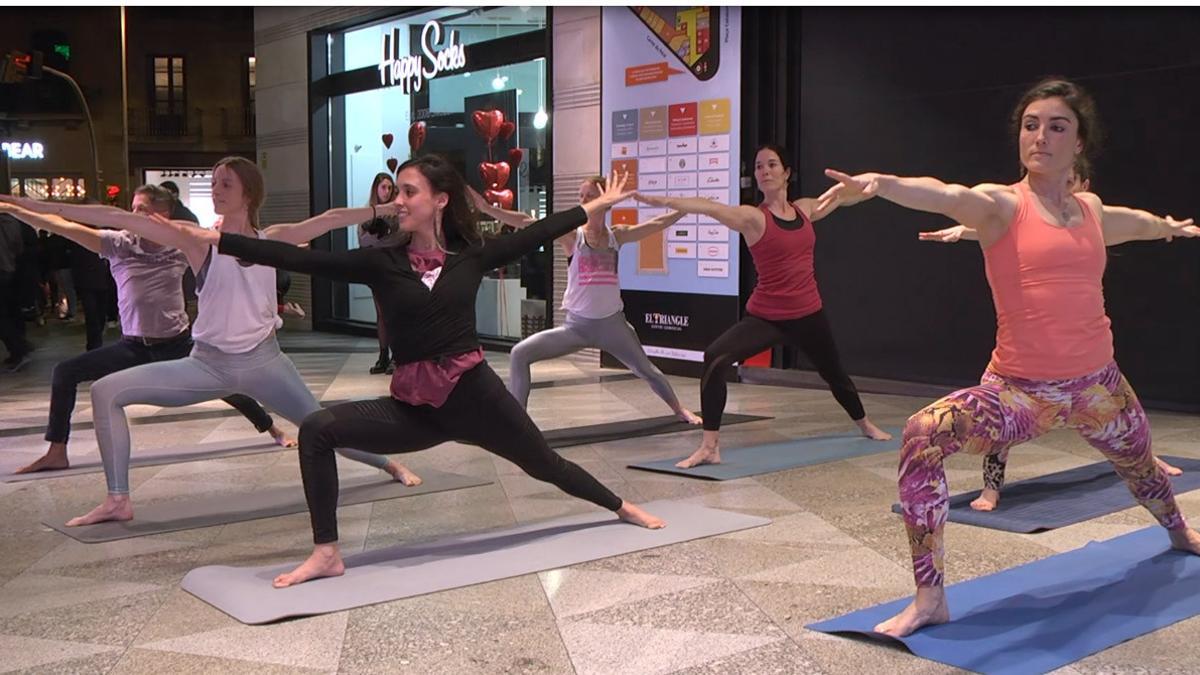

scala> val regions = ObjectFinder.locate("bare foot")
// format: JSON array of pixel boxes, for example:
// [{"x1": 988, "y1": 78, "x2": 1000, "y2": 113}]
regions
[
  {"x1": 66, "y1": 494, "x2": 133, "y2": 526},
  {"x1": 676, "y1": 409, "x2": 703, "y2": 425},
  {"x1": 970, "y1": 488, "x2": 1000, "y2": 512},
  {"x1": 856, "y1": 418, "x2": 893, "y2": 441},
  {"x1": 385, "y1": 461, "x2": 423, "y2": 486},
  {"x1": 1169, "y1": 527, "x2": 1200, "y2": 555},
  {"x1": 617, "y1": 501, "x2": 666, "y2": 529},
  {"x1": 676, "y1": 443, "x2": 720, "y2": 469},
  {"x1": 1158, "y1": 457, "x2": 1183, "y2": 477},
  {"x1": 14, "y1": 443, "x2": 70, "y2": 474},
  {"x1": 268, "y1": 426, "x2": 297, "y2": 448},
  {"x1": 273, "y1": 543, "x2": 345, "y2": 588},
  {"x1": 874, "y1": 586, "x2": 950, "y2": 637}
]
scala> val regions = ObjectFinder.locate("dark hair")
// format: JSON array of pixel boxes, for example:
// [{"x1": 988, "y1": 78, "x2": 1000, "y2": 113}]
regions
[
  {"x1": 753, "y1": 143, "x2": 795, "y2": 199},
  {"x1": 132, "y1": 184, "x2": 175, "y2": 214},
  {"x1": 754, "y1": 144, "x2": 793, "y2": 174},
  {"x1": 213, "y1": 156, "x2": 266, "y2": 230},
  {"x1": 396, "y1": 154, "x2": 480, "y2": 249},
  {"x1": 159, "y1": 180, "x2": 180, "y2": 196},
  {"x1": 367, "y1": 172, "x2": 396, "y2": 207},
  {"x1": 1011, "y1": 78, "x2": 1103, "y2": 164}
]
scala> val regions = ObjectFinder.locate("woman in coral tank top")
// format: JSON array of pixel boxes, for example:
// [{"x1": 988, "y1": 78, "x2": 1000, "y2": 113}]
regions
[
  {"x1": 820, "y1": 78, "x2": 1200, "y2": 637},
  {"x1": 637, "y1": 144, "x2": 893, "y2": 471}
]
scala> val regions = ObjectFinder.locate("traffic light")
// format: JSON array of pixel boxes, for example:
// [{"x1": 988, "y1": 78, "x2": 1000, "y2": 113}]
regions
[{"x1": 1, "y1": 51, "x2": 44, "y2": 84}]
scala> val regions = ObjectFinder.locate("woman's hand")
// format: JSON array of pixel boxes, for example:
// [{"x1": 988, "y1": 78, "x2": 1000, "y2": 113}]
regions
[
  {"x1": 581, "y1": 170, "x2": 633, "y2": 220},
  {"x1": 817, "y1": 170, "x2": 884, "y2": 212},
  {"x1": 633, "y1": 192, "x2": 671, "y2": 209},
  {"x1": 918, "y1": 225, "x2": 969, "y2": 243}
]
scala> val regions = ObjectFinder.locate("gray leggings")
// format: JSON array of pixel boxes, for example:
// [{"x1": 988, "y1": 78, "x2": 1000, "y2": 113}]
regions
[
  {"x1": 90, "y1": 336, "x2": 389, "y2": 494},
  {"x1": 507, "y1": 310, "x2": 682, "y2": 411}
]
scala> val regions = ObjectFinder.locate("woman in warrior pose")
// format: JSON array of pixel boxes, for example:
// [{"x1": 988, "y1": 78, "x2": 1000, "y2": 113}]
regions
[
  {"x1": 2, "y1": 157, "x2": 421, "y2": 527},
  {"x1": 471, "y1": 178, "x2": 701, "y2": 424},
  {"x1": 636, "y1": 144, "x2": 893, "y2": 469},
  {"x1": 818, "y1": 78, "x2": 1200, "y2": 636},
  {"x1": 146, "y1": 156, "x2": 666, "y2": 588},
  {"x1": 920, "y1": 158, "x2": 1182, "y2": 511},
  {"x1": 4, "y1": 185, "x2": 299, "y2": 476}
]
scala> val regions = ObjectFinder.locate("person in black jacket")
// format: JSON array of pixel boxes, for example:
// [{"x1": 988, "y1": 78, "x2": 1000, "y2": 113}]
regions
[{"x1": 151, "y1": 154, "x2": 664, "y2": 587}]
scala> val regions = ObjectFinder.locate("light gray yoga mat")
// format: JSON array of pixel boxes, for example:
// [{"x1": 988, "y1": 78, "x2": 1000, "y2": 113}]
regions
[
  {"x1": 3, "y1": 437, "x2": 281, "y2": 483},
  {"x1": 627, "y1": 427, "x2": 903, "y2": 480},
  {"x1": 181, "y1": 500, "x2": 770, "y2": 624},
  {"x1": 44, "y1": 469, "x2": 492, "y2": 543}
]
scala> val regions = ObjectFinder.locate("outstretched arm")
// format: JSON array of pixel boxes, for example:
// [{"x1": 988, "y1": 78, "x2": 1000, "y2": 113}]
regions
[
  {"x1": 634, "y1": 193, "x2": 762, "y2": 234},
  {"x1": 262, "y1": 203, "x2": 400, "y2": 244},
  {"x1": 613, "y1": 210, "x2": 685, "y2": 246},
  {"x1": 1097, "y1": 199, "x2": 1197, "y2": 245},
  {"x1": 0, "y1": 203, "x2": 103, "y2": 253},
  {"x1": 919, "y1": 224, "x2": 979, "y2": 243},
  {"x1": 217, "y1": 232, "x2": 384, "y2": 285},
  {"x1": 818, "y1": 170, "x2": 1012, "y2": 237},
  {"x1": 468, "y1": 187, "x2": 537, "y2": 229},
  {"x1": 480, "y1": 171, "x2": 633, "y2": 268}
]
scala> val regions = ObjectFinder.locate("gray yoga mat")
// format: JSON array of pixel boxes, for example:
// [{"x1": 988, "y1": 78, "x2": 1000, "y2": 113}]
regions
[
  {"x1": 889, "y1": 455, "x2": 1200, "y2": 533},
  {"x1": 181, "y1": 500, "x2": 770, "y2": 624},
  {"x1": 628, "y1": 427, "x2": 903, "y2": 480},
  {"x1": 2, "y1": 437, "x2": 282, "y2": 483},
  {"x1": 544, "y1": 412, "x2": 770, "y2": 449},
  {"x1": 44, "y1": 469, "x2": 492, "y2": 543}
]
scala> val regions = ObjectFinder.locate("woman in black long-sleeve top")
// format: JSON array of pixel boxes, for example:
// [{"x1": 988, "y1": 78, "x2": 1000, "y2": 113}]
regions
[{"x1": 171, "y1": 155, "x2": 664, "y2": 587}]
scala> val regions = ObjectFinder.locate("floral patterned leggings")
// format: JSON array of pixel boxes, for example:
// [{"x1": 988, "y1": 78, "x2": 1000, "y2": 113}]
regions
[{"x1": 897, "y1": 361, "x2": 1186, "y2": 587}]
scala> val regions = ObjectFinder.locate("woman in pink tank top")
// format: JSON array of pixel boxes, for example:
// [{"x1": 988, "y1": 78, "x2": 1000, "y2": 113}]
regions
[
  {"x1": 636, "y1": 145, "x2": 893, "y2": 471},
  {"x1": 922, "y1": 159, "x2": 1184, "y2": 509},
  {"x1": 820, "y1": 78, "x2": 1200, "y2": 637}
]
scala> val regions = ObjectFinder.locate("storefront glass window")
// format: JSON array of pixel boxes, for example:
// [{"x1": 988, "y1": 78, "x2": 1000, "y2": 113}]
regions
[{"x1": 325, "y1": 10, "x2": 550, "y2": 340}]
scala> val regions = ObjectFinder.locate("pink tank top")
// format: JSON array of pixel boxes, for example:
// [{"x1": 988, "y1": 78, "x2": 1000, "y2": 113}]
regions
[
  {"x1": 745, "y1": 206, "x2": 822, "y2": 320},
  {"x1": 982, "y1": 182, "x2": 1113, "y2": 379}
]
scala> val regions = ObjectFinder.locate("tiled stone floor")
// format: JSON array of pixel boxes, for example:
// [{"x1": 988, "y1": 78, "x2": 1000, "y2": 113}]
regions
[{"x1": 2, "y1": 324, "x2": 1199, "y2": 673}]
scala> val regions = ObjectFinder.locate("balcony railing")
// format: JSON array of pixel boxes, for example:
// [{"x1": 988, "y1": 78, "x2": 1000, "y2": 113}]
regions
[{"x1": 127, "y1": 106, "x2": 255, "y2": 140}]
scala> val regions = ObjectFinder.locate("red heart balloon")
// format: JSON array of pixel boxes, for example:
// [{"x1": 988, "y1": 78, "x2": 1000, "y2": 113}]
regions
[
  {"x1": 484, "y1": 188, "x2": 514, "y2": 210},
  {"x1": 407, "y1": 122, "x2": 426, "y2": 152},
  {"x1": 381, "y1": 133, "x2": 394, "y2": 149},
  {"x1": 507, "y1": 148, "x2": 524, "y2": 167},
  {"x1": 386, "y1": 158, "x2": 399, "y2": 174},
  {"x1": 480, "y1": 161, "x2": 510, "y2": 189},
  {"x1": 478, "y1": 161, "x2": 497, "y2": 187},
  {"x1": 499, "y1": 121, "x2": 515, "y2": 141},
  {"x1": 471, "y1": 109, "x2": 505, "y2": 142}
]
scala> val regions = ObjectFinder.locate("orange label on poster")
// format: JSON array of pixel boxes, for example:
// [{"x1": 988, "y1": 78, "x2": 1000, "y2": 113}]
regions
[
  {"x1": 625, "y1": 62, "x2": 685, "y2": 86},
  {"x1": 699, "y1": 98, "x2": 731, "y2": 135},
  {"x1": 638, "y1": 229, "x2": 667, "y2": 273},
  {"x1": 611, "y1": 159, "x2": 639, "y2": 186},
  {"x1": 611, "y1": 208, "x2": 639, "y2": 226}
]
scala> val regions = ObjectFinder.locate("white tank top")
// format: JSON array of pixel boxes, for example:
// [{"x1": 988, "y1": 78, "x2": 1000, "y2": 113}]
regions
[
  {"x1": 562, "y1": 226, "x2": 623, "y2": 319},
  {"x1": 192, "y1": 233, "x2": 282, "y2": 353}
]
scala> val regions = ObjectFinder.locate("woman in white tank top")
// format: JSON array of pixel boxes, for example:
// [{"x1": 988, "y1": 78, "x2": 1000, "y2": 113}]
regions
[
  {"x1": 8, "y1": 157, "x2": 421, "y2": 527},
  {"x1": 471, "y1": 178, "x2": 702, "y2": 424}
]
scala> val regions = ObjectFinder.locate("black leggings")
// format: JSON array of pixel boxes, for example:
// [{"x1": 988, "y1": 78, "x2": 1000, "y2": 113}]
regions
[
  {"x1": 701, "y1": 310, "x2": 865, "y2": 431},
  {"x1": 297, "y1": 362, "x2": 623, "y2": 544}
]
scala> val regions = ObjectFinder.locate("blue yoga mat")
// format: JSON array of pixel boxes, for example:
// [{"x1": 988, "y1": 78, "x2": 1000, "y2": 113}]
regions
[
  {"x1": 808, "y1": 526, "x2": 1200, "y2": 675},
  {"x1": 888, "y1": 455, "x2": 1200, "y2": 533},
  {"x1": 627, "y1": 427, "x2": 902, "y2": 480}
]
